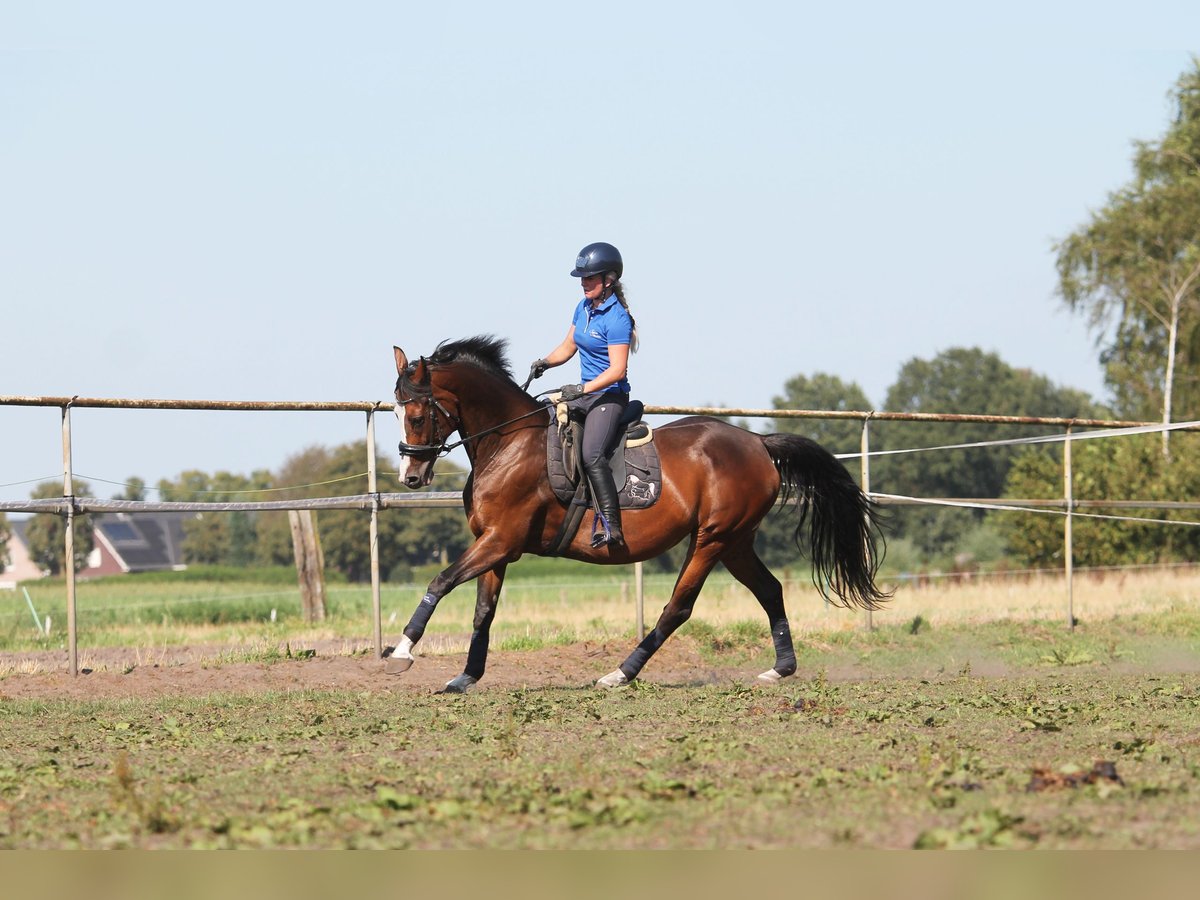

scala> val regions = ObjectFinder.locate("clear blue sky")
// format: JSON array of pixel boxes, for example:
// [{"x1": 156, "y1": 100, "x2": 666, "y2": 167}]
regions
[{"x1": 3, "y1": 2, "x2": 1198, "y2": 499}]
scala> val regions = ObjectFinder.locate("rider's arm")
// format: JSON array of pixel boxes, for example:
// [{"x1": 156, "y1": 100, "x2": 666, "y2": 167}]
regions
[{"x1": 542, "y1": 326, "x2": 578, "y2": 368}]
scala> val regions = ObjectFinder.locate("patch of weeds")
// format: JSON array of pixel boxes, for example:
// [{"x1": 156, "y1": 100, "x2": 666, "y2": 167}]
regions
[
  {"x1": 564, "y1": 793, "x2": 650, "y2": 830},
  {"x1": 497, "y1": 634, "x2": 549, "y2": 652},
  {"x1": 109, "y1": 751, "x2": 182, "y2": 837},
  {"x1": 914, "y1": 808, "x2": 1027, "y2": 849},
  {"x1": 637, "y1": 773, "x2": 710, "y2": 800},
  {"x1": 549, "y1": 628, "x2": 579, "y2": 647},
  {"x1": 201, "y1": 643, "x2": 286, "y2": 668},
  {"x1": 1113, "y1": 736, "x2": 1154, "y2": 760},
  {"x1": 1040, "y1": 647, "x2": 1095, "y2": 667},
  {"x1": 1018, "y1": 705, "x2": 1063, "y2": 732},
  {"x1": 684, "y1": 619, "x2": 766, "y2": 663}
]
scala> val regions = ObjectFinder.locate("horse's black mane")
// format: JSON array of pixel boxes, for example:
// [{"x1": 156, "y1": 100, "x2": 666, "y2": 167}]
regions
[{"x1": 427, "y1": 335, "x2": 515, "y2": 382}]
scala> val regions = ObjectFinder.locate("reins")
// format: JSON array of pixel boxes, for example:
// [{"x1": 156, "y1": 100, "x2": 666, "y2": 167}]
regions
[{"x1": 396, "y1": 369, "x2": 552, "y2": 458}]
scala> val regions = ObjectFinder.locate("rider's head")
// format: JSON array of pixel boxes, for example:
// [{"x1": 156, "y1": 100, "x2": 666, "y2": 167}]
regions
[{"x1": 571, "y1": 242, "x2": 622, "y2": 284}]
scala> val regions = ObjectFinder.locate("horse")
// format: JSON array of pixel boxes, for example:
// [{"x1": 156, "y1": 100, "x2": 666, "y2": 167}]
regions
[{"x1": 385, "y1": 335, "x2": 889, "y2": 691}]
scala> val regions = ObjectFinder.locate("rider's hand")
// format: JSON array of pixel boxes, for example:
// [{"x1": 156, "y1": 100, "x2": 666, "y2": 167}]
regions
[
  {"x1": 558, "y1": 384, "x2": 584, "y2": 402},
  {"x1": 528, "y1": 358, "x2": 549, "y2": 381}
]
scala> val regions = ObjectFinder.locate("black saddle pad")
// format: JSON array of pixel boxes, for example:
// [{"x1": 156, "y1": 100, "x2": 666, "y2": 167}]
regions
[{"x1": 546, "y1": 423, "x2": 662, "y2": 509}]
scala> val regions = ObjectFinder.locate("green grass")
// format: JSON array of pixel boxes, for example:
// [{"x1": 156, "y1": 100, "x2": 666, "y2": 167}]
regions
[
  {"x1": 3, "y1": 577, "x2": 1200, "y2": 848},
  {"x1": 1, "y1": 669, "x2": 1199, "y2": 848}
]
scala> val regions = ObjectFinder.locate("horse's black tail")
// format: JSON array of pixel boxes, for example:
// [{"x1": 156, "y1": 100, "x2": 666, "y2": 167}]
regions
[{"x1": 760, "y1": 433, "x2": 891, "y2": 610}]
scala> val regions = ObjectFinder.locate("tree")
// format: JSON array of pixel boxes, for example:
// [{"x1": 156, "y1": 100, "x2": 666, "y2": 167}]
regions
[
  {"x1": 769, "y1": 372, "x2": 873, "y2": 453},
  {"x1": 22, "y1": 480, "x2": 95, "y2": 575},
  {"x1": 157, "y1": 469, "x2": 273, "y2": 566},
  {"x1": 1056, "y1": 60, "x2": 1200, "y2": 456},
  {"x1": 876, "y1": 348, "x2": 1098, "y2": 499},
  {"x1": 117, "y1": 477, "x2": 146, "y2": 501},
  {"x1": 1002, "y1": 431, "x2": 1200, "y2": 568},
  {"x1": 257, "y1": 442, "x2": 472, "y2": 581},
  {"x1": 0, "y1": 512, "x2": 11, "y2": 570},
  {"x1": 872, "y1": 348, "x2": 1098, "y2": 561}
]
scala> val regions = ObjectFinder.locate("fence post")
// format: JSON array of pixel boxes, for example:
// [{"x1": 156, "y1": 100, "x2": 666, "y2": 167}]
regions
[
  {"x1": 1064, "y1": 424, "x2": 1075, "y2": 630},
  {"x1": 635, "y1": 560, "x2": 644, "y2": 640},
  {"x1": 860, "y1": 415, "x2": 874, "y2": 631},
  {"x1": 62, "y1": 402, "x2": 78, "y2": 676},
  {"x1": 367, "y1": 408, "x2": 383, "y2": 659},
  {"x1": 288, "y1": 510, "x2": 327, "y2": 621}
]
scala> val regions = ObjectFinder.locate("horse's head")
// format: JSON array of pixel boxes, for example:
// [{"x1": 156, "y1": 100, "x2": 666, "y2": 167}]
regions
[{"x1": 393, "y1": 345, "x2": 454, "y2": 489}]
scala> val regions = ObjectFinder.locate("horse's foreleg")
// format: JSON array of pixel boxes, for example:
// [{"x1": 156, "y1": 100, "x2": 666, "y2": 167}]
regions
[
  {"x1": 386, "y1": 535, "x2": 515, "y2": 676},
  {"x1": 441, "y1": 565, "x2": 506, "y2": 693},
  {"x1": 720, "y1": 540, "x2": 796, "y2": 682},
  {"x1": 598, "y1": 539, "x2": 723, "y2": 687}
]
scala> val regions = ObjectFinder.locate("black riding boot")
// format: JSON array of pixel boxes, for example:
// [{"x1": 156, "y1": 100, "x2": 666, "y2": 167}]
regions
[{"x1": 584, "y1": 459, "x2": 625, "y2": 549}]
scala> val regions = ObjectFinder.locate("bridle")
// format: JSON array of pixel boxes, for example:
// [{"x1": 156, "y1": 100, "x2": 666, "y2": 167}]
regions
[
  {"x1": 395, "y1": 366, "x2": 463, "y2": 459},
  {"x1": 395, "y1": 361, "x2": 552, "y2": 460}
]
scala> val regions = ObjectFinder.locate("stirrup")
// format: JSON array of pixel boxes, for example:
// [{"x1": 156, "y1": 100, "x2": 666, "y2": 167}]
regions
[
  {"x1": 591, "y1": 513, "x2": 622, "y2": 549},
  {"x1": 590, "y1": 522, "x2": 609, "y2": 549}
]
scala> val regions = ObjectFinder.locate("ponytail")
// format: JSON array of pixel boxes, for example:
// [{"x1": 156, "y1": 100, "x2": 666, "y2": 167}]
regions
[{"x1": 609, "y1": 279, "x2": 639, "y2": 353}]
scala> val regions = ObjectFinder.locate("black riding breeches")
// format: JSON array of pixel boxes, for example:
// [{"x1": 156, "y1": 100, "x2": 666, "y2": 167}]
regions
[{"x1": 568, "y1": 391, "x2": 629, "y2": 467}]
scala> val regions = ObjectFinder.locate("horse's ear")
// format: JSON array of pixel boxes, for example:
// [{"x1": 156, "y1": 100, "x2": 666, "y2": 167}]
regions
[
  {"x1": 394, "y1": 346, "x2": 408, "y2": 375},
  {"x1": 412, "y1": 357, "x2": 431, "y2": 384}
]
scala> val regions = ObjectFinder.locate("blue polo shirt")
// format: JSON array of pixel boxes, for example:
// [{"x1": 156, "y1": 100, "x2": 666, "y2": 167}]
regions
[{"x1": 572, "y1": 295, "x2": 632, "y2": 393}]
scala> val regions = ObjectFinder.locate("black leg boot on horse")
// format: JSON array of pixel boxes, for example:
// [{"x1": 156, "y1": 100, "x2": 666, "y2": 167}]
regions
[{"x1": 584, "y1": 458, "x2": 625, "y2": 549}]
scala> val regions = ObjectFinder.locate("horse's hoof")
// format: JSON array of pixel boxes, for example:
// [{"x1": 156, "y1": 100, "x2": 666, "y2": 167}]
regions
[
  {"x1": 756, "y1": 668, "x2": 786, "y2": 683},
  {"x1": 384, "y1": 653, "x2": 414, "y2": 675},
  {"x1": 596, "y1": 669, "x2": 630, "y2": 688},
  {"x1": 441, "y1": 674, "x2": 477, "y2": 694}
]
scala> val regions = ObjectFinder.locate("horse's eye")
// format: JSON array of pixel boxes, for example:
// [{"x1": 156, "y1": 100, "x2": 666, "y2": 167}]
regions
[{"x1": 410, "y1": 416, "x2": 425, "y2": 428}]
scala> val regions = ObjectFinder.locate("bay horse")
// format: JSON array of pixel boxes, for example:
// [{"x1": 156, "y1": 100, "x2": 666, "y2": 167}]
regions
[{"x1": 386, "y1": 335, "x2": 888, "y2": 691}]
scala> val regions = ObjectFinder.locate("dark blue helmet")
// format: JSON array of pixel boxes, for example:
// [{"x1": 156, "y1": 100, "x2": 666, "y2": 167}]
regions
[{"x1": 570, "y1": 242, "x2": 623, "y2": 279}]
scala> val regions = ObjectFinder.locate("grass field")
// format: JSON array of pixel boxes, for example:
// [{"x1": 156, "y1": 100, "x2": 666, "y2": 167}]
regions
[
  {"x1": 6, "y1": 560, "x2": 1200, "y2": 658},
  {"x1": 2, "y1": 565, "x2": 1199, "y2": 848},
  {"x1": 1, "y1": 641, "x2": 1198, "y2": 848}
]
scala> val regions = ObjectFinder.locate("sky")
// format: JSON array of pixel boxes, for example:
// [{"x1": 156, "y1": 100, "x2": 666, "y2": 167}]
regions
[{"x1": 3, "y1": 1, "x2": 1199, "y2": 502}]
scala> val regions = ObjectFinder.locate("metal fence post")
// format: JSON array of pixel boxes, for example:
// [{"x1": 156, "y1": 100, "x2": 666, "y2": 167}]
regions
[
  {"x1": 62, "y1": 402, "x2": 78, "y2": 676},
  {"x1": 367, "y1": 408, "x2": 383, "y2": 659},
  {"x1": 861, "y1": 415, "x2": 874, "y2": 632},
  {"x1": 635, "y1": 560, "x2": 644, "y2": 639},
  {"x1": 1064, "y1": 424, "x2": 1074, "y2": 630}
]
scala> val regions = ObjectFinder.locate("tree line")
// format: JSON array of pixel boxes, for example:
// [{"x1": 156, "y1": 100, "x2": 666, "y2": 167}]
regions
[{"x1": 4, "y1": 446, "x2": 472, "y2": 582}]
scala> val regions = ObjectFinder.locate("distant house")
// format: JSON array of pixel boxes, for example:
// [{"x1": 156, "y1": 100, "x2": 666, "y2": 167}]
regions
[
  {"x1": 1, "y1": 512, "x2": 198, "y2": 582},
  {"x1": 1, "y1": 519, "x2": 44, "y2": 584}
]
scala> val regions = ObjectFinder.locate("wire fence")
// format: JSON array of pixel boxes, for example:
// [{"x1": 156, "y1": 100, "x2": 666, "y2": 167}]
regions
[{"x1": 4, "y1": 392, "x2": 1200, "y2": 675}]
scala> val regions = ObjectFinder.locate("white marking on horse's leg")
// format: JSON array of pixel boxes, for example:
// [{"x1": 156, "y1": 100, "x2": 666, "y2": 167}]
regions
[
  {"x1": 442, "y1": 673, "x2": 477, "y2": 694},
  {"x1": 384, "y1": 636, "x2": 415, "y2": 675},
  {"x1": 756, "y1": 668, "x2": 785, "y2": 683},
  {"x1": 596, "y1": 669, "x2": 629, "y2": 688}
]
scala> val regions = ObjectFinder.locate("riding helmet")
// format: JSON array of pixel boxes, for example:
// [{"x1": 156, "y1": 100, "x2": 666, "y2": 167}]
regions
[{"x1": 570, "y1": 242, "x2": 623, "y2": 279}]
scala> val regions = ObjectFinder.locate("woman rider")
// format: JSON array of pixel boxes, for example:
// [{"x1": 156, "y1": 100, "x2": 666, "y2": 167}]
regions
[{"x1": 529, "y1": 242, "x2": 638, "y2": 549}]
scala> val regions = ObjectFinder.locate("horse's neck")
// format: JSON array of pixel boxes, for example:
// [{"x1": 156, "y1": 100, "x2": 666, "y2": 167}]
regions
[{"x1": 443, "y1": 372, "x2": 541, "y2": 459}]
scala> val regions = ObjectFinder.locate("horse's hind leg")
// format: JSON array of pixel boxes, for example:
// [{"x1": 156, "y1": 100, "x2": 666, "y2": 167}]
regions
[
  {"x1": 598, "y1": 538, "x2": 724, "y2": 687},
  {"x1": 443, "y1": 565, "x2": 506, "y2": 694},
  {"x1": 721, "y1": 539, "x2": 797, "y2": 682}
]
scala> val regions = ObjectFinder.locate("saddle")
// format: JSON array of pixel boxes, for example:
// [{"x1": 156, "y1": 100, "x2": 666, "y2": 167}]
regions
[{"x1": 545, "y1": 397, "x2": 663, "y2": 554}]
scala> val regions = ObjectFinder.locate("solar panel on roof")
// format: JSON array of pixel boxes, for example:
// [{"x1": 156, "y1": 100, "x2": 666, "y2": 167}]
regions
[{"x1": 102, "y1": 522, "x2": 140, "y2": 542}]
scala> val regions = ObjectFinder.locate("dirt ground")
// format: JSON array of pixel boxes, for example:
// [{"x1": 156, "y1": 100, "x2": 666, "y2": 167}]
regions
[{"x1": 0, "y1": 638, "x2": 773, "y2": 701}]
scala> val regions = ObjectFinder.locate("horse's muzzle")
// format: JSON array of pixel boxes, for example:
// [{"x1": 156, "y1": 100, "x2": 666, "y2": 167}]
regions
[{"x1": 401, "y1": 460, "x2": 435, "y2": 490}]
